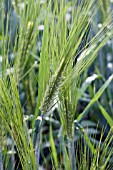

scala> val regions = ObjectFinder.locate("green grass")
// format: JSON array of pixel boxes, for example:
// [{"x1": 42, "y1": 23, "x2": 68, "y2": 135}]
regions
[{"x1": 0, "y1": 0, "x2": 113, "y2": 169}]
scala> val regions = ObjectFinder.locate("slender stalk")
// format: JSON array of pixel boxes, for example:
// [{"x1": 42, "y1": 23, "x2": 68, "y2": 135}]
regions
[
  {"x1": 11, "y1": 140, "x2": 15, "y2": 170},
  {"x1": 33, "y1": 111, "x2": 44, "y2": 170},
  {"x1": 35, "y1": 130, "x2": 41, "y2": 170},
  {"x1": 0, "y1": 148, "x2": 3, "y2": 170},
  {"x1": 68, "y1": 138, "x2": 76, "y2": 170},
  {"x1": 72, "y1": 138, "x2": 76, "y2": 170}
]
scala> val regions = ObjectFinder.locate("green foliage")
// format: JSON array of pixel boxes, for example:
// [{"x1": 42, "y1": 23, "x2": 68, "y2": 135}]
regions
[{"x1": 0, "y1": 0, "x2": 113, "y2": 169}]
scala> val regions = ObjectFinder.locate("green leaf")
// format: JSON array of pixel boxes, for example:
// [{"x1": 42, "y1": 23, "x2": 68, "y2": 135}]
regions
[
  {"x1": 77, "y1": 74, "x2": 113, "y2": 121},
  {"x1": 49, "y1": 125, "x2": 58, "y2": 168},
  {"x1": 98, "y1": 103, "x2": 113, "y2": 127}
]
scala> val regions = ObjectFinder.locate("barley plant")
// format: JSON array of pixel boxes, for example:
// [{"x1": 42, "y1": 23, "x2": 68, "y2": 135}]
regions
[{"x1": 0, "y1": 0, "x2": 113, "y2": 170}]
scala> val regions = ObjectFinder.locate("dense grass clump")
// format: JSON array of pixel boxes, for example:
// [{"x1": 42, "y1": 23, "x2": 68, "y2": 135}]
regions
[{"x1": 0, "y1": 0, "x2": 113, "y2": 170}]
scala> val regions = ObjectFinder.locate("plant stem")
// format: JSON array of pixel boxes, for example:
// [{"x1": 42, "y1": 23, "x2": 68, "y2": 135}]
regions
[
  {"x1": 11, "y1": 140, "x2": 15, "y2": 170},
  {"x1": 35, "y1": 130, "x2": 41, "y2": 170},
  {"x1": 34, "y1": 111, "x2": 44, "y2": 170},
  {"x1": 0, "y1": 148, "x2": 3, "y2": 170},
  {"x1": 68, "y1": 138, "x2": 76, "y2": 170}
]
